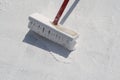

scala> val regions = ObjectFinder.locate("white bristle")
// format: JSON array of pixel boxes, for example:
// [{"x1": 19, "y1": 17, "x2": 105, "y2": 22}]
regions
[{"x1": 28, "y1": 13, "x2": 79, "y2": 50}]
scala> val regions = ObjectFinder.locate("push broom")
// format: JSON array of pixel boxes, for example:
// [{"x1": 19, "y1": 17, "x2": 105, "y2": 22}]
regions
[{"x1": 28, "y1": 0, "x2": 79, "y2": 50}]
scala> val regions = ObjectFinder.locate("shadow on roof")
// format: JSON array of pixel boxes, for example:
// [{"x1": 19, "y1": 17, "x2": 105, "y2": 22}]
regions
[{"x1": 23, "y1": 30, "x2": 71, "y2": 58}]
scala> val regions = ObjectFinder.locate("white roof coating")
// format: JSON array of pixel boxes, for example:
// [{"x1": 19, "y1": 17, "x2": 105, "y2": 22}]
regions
[{"x1": 0, "y1": 0, "x2": 120, "y2": 80}]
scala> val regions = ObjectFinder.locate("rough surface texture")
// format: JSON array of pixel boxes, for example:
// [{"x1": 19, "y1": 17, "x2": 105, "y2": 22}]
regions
[{"x1": 0, "y1": 0, "x2": 120, "y2": 80}]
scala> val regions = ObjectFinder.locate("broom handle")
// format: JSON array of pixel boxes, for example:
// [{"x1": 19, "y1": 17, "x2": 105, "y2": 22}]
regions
[{"x1": 53, "y1": 0, "x2": 69, "y2": 25}]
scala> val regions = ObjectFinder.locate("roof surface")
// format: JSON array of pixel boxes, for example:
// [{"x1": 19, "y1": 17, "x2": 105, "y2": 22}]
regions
[{"x1": 0, "y1": 0, "x2": 120, "y2": 80}]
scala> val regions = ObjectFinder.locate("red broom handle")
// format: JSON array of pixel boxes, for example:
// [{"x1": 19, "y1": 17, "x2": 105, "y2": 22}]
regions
[{"x1": 53, "y1": 0, "x2": 69, "y2": 25}]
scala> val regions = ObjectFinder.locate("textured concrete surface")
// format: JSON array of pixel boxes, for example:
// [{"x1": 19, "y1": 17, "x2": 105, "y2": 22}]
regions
[{"x1": 0, "y1": 0, "x2": 120, "y2": 80}]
